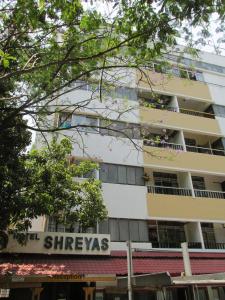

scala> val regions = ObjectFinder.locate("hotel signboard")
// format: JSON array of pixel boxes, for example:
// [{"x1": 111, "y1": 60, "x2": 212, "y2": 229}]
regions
[{"x1": 0, "y1": 232, "x2": 110, "y2": 256}]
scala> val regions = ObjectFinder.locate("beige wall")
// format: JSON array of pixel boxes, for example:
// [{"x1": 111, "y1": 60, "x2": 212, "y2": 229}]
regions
[
  {"x1": 143, "y1": 146, "x2": 225, "y2": 174},
  {"x1": 137, "y1": 71, "x2": 212, "y2": 102},
  {"x1": 140, "y1": 108, "x2": 221, "y2": 136},
  {"x1": 147, "y1": 193, "x2": 225, "y2": 221}
]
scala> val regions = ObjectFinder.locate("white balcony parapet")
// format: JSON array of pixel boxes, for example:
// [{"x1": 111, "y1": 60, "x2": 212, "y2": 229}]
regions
[
  {"x1": 147, "y1": 185, "x2": 192, "y2": 196},
  {"x1": 194, "y1": 189, "x2": 225, "y2": 199}
]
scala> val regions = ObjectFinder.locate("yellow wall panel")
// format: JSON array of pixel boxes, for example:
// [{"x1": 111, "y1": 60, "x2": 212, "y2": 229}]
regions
[
  {"x1": 147, "y1": 193, "x2": 225, "y2": 221},
  {"x1": 137, "y1": 71, "x2": 212, "y2": 102},
  {"x1": 143, "y1": 146, "x2": 225, "y2": 174},
  {"x1": 140, "y1": 107, "x2": 221, "y2": 135}
]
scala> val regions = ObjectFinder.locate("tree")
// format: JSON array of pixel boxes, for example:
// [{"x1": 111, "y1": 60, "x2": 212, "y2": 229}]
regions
[
  {"x1": 1, "y1": 137, "x2": 106, "y2": 233},
  {"x1": 0, "y1": 0, "x2": 225, "y2": 231},
  {"x1": 1, "y1": 0, "x2": 224, "y2": 133}
]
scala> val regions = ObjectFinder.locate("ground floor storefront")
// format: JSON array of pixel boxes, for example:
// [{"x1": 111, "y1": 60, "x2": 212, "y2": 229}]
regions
[
  {"x1": 1, "y1": 251, "x2": 225, "y2": 299},
  {"x1": 3, "y1": 282, "x2": 225, "y2": 300}
]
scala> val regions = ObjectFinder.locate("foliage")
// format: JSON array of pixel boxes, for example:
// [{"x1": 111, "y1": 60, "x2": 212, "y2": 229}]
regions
[
  {"x1": 2, "y1": 138, "x2": 106, "y2": 232},
  {"x1": 0, "y1": 0, "x2": 224, "y2": 133}
]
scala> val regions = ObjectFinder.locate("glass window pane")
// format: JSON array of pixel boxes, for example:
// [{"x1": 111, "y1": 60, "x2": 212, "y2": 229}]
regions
[
  {"x1": 85, "y1": 116, "x2": 98, "y2": 133},
  {"x1": 99, "y1": 219, "x2": 109, "y2": 234},
  {"x1": 195, "y1": 72, "x2": 204, "y2": 82},
  {"x1": 129, "y1": 220, "x2": 139, "y2": 241},
  {"x1": 99, "y1": 163, "x2": 108, "y2": 182},
  {"x1": 119, "y1": 219, "x2": 129, "y2": 241},
  {"x1": 139, "y1": 221, "x2": 149, "y2": 242},
  {"x1": 127, "y1": 167, "x2": 136, "y2": 184},
  {"x1": 135, "y1": 167, "x2": 145, "y2": 185},
  {"x1": 108, "y1": 164, "x2": 118, "y2": 183},
  {"x1": 118, "y1": 166, "x2": 127, "y2": 184},
  {"x1": 59, "y1": 113, "x2": 72, "y2": 128},
  {"x1": 109, "y1": 219, "x2": 119, "y2": 241},
  {"x1": 72, "y1": 115, "x2": 98, "y2": 133},
  {"x1": 99, "y1": 119, "x2": 109, "y2": 135}
]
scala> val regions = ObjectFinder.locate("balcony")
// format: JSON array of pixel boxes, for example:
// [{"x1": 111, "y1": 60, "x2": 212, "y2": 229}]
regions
[
  {"x1": 186, "y1": 145, "x2": 225, "y2": 156},
  {"x1": 148, "y1": 185, "x2": 192, "y2": 196},
  {"x1": 143, "y1": 140, "x2": 184, "y2": 151},
  {"x1": 137, "y1": 70, "x2": 212, "y2": 102},
  {"x1": 179, "y1": 108, "x2": 214, "y2": 119},
  {"x1": 194, "y1": 189, "x2": 225, "y2": 199},
  {"x1": 151, "y1": 241, "x2": 202, "y2": 249},
  {"x1": 204, "y1": 242, "x2": 225, "y2": 250},
  {"x1": 143, "y1": 145, "x2": 225, "y2": 174},
  {"x1": 140, "y1": 107, "x2": 221, "y2": 135},
  {"x1": 147, "y1": 186, "x2": 225, "y2": 221}
]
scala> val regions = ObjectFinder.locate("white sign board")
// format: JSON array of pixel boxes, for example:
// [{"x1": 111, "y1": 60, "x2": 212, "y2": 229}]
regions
[{"x1": 1, "y1": 232, "x2": 110, "y2": 256}]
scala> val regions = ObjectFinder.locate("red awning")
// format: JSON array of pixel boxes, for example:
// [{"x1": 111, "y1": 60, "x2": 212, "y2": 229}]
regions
[{"x1": 1, "y1": 251, "x2": 225, "y2": 277}]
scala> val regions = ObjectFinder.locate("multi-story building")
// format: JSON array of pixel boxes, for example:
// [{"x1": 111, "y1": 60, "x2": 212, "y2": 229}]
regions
[{"x1": 1, "y1": 50, "x2": 225, "y2": 300}]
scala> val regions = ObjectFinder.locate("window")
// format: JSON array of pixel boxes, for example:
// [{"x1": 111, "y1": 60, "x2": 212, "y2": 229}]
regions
[
  {"x1": 149, "y1": 221, "x2": 186, "y2": 248},
  {"x1": 153, "y1": 172, "x2": 178, "y2": 187},
  {"x1": 99, "y1": 163, "x2": 145, "y2": 185},
  {"x1": 213, "y1": 104, "x2": 225, "y2": 118},
  {"x1": 73, "y1": 80, "x2": 94, "y2": 91},
  {"x1": 153, "y1": 60, "x2": 204, "y2": 82},
  {"x1": 58, "y1": 113, "x2": 72, "y2": 128},
  {"x1": 100, "y1": 119, "x2": 140, "y2": 139},
  {"x1": 201, "y1": 223, "x2": 216, "y2": 246},
  {"x1": 72, "y1": 115, "x2": 98, "y2": 133},
  {"x1": 99, "y1": 218, "x2": 149, "y2": 242},
  {"x1": 114, "y1": 87, "x2": 137, "y2": 101},
  {"x1": 196, "y1": 288, "x2": 208, "y2": 300},
  {"x1": 192, "y1": 176, "x2": 206, "y2": 190}
]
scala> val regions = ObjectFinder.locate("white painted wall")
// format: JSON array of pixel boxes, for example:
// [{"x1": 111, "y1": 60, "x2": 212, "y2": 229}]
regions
[
  {"x1": 111, "y1": 242, "x2": 152, "y2": 250},
  {"x1": 216, "y1": 117, "x2": 225, "y2": 136},
  {"x1": 178, "y1": 172, "x2": 192, "y2": 189},
  {"x1": 200, "y1": 52, "x2": 225, "y2": 68},
  {"x1": 203, "y1": 72, "x2": 225, "y2": 106},
  {"x1": 57, "y1": 89, "x2": 140, "y2": 124},
  {"x1": 64, "y1": 132, "x2": 144, "y2": 166},
  {"x1": 30, "y1": 216, "x2": 46, "y2": 232},
  {"x1": 102, "y1": 183, "x2": 148, "y2": 219}
]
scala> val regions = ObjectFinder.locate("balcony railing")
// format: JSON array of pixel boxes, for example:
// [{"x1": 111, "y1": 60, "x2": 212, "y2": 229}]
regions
[
  {"x1": 186, "y1": 145, "x2": 225, "y2": 156},
  {"x1": 151, "y1": 241, "x2": 202, "y2": 249},
  {"x1": 144, "y1": 140, "x2": 184, "y2": 151},
  {"x1": 180, "y1": 108, "x2": 215, "y2": 119},
  {"x1": 194, "y1": 189, "x2": 225, "y2": 199},
  {"x1": 151, "y1": 241, "x2": 225, "y2": 250},
  {"x1": 148, "y1": 185, "x2": 192, "y2": 196},
  {"x1": 205, "y1": 242, "x2": 225, "y2": 249},
  {"x1": 141, "y1": 100, "x2": 215, "y2": 119}
]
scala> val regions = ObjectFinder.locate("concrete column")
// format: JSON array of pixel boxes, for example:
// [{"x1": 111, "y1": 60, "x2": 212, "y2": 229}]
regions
[
  {"x1": 187, "y1": 172, "x2": 195, "y2": 197},
  {"x1": 171, "y1": 95, "x2": 179, "y2": 112},
  {"x1": 180, "y1": 130, "x2": 187, "y2": 151},
  {"x1": 185, "y1": 222, "x2": 204, "y2": 249},
  {"x1": 198, "y1": 222, "x2": 205, "y2": 249}
]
